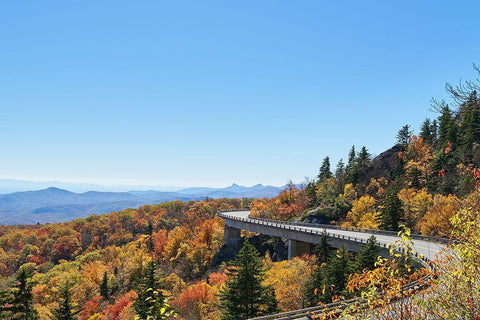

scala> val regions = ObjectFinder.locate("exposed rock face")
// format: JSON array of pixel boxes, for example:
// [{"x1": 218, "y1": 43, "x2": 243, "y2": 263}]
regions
[{"x1": 368, "y1": 145, "x2": 402, "y2": 180}]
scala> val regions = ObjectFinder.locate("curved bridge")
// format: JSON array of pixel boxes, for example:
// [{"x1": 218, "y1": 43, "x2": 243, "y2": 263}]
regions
[{"x1": 218, "y1": 210, "x2": 447, "y2": 319}]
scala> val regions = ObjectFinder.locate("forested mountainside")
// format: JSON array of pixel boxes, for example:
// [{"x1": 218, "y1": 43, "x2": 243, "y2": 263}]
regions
[
  {"x1": 0, "y1": 183, "x2": 283, "y2": 225},
  {"x1": 0, "y1": 198, "x2": 245, "y2": 319},
  {"x1": 1, "y1": 70, "x2": 480, "y2": 319}
]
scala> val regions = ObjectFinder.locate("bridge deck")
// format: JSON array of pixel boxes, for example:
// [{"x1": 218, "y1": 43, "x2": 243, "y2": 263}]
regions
[
  {"x1": 220, "y1": 210, "x2": 444, "y2": 260},
  {"x1": 219, "y1": 210, "x2": 448, "y2": 319}
]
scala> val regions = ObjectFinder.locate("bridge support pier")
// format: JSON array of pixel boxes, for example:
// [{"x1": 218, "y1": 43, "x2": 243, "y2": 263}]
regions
[
  {"x1": 288, "y1": 239, "x2": 312, "y2": 259},
  {"x1": 224, "y1": 225, "x2": 242, "y2": 245}
]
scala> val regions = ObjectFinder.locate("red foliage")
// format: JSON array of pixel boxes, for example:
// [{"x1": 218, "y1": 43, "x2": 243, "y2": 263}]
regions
[
  {"x1": 177, "y1": 281, "x2": 216, "y2": 315},
  {"x1": 107, "y1": 290, "x2": 137, "y2": 320},
  {"x1": 79, "y1": 296, "x2": 102, "y2": 320},
  {"x1": 27, "y1": 255, "x2": 44, "y2": 264}
]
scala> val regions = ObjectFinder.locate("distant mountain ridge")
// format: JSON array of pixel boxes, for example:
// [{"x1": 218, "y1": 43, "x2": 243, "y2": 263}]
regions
[{"x1": 0, "y1": 184, "x2": 284, "y2": 225}]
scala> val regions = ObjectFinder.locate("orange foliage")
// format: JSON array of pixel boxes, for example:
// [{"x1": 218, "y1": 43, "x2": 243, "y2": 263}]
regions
[
  {"x1": 107, "y1": 290, "x2": 137, "y2": 320},
  {"x1": 251, "y1": 184, "x2": 307, "y2": 220},
  {"x1": 78, "y1": 296, "x2": 102, "y2": 320},
  {"x1": 176, "y1": 281, "x2": 218, "y2": 319}
]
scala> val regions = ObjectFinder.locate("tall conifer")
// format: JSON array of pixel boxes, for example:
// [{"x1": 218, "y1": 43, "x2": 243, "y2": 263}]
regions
[
  {"x1": 53, "y1": 282, "x2": 80, "y2": 320},
  {"x1": 219, "y1": 240, "x2": 277, "y2": 319},
  {"x1": 10, "y1": 269, "x2": 39, "y2": 320},
  {"x1": 134, "y1": 261, "x2": 173, "y2": 320}
]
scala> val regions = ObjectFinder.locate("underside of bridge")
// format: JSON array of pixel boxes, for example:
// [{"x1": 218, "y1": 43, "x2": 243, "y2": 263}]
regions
[
  {"x1": 224, "y1": 225, "x2": 242, "y2": 245},
  {"x1": 222, "y1": 223, "x2": 391, "y2": 260},
  {"x1": 223, "y1": 225, "x2": 314, "y2": 260},
  {"x1": 287, "y1": 239, "x2": 312, "y2": 259}
]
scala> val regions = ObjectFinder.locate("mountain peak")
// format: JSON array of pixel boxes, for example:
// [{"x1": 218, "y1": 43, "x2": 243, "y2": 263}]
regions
[{"x1": 43, "y1": 187, "x2": 72, "y2": 193}]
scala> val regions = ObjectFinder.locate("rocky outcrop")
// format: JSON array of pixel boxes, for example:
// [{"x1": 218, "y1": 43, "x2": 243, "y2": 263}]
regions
[{"x1": 368, "y1": 145, "x2": 402, "y2": 180}]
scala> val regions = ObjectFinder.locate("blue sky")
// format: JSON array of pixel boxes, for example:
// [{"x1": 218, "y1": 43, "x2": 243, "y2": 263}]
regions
[{"x1": 1, "y1": 1, "x2": 479, "y2": 187}]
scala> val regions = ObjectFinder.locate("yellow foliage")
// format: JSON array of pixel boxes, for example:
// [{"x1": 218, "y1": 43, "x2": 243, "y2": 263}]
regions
[
  {"x1": 342, "y1": 183, "x2": 356, "y2": 203},
  {"x1": 365, "y1": 178, "x2": 388, "y2": 200},
  {"x1": 263, "y1": 256, "x2": 315, "y2": 311},
  {"x1": 398, "y1": 188, "x2": 433, "y2": 231},
  {"x1": 419, "y1": 194, "x2": 458, "y2": 236},
  {"x1": 347, "y1": 195, "x2": 379, "y2": 227},
  {"x1": 401, "y1": 135, "x2": 434, "y2": 188},
  {"x1": 357, "y1": 212, "x2": 381, "y2": 229}
]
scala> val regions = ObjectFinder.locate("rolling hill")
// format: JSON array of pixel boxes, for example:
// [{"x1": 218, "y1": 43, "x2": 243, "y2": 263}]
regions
[{"x1": 0, "y1": 184, "x2": 283, "y2": 224}]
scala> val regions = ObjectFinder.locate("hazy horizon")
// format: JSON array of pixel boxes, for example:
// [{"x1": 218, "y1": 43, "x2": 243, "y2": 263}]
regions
[{"x1": 0, "y1": 177, "x2": 285, "y2": 194}]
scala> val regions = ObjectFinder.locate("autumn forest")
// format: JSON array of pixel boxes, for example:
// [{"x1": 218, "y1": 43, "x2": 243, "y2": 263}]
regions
[{"x1": 1, "y1": 69, "x2": 480, "y2": 319}]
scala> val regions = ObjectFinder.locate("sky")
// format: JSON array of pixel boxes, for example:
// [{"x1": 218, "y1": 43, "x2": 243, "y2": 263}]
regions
[{"x1": 0, "y1": 1, "x2": 479, "y2": 188}]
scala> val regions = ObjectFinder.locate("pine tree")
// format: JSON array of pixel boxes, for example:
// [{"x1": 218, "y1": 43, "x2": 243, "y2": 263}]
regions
[
  {"x1": 335, "y1": 159, "x2": 346, "y2": 193},
  {"x1": 347, "y1": 146, "x2": 356, "y2": 171},
  {"x1": 351, "y1": 146, "x2": 372, "y2": 184},
  {"x1": 458, "y1": 91, "x2": 480, "y2": 162},
  {"x1": 430, "y1": 119, "x2": 438, "y2": 145},
  {"x1": 304, "y1": 179, "x2": 318, "y2": 208},
  {"x1": 0, "y1": 288, "x2": 13, "y2": 319},
  {"x1": 396, "y1": 125, "x2": 413, "y2": 148},
  {"x1": 304, "y1": 263, "x2": 326, "y2": 307},
  {"x1": 10, "y1": 269, "x2": 39, "y2": 320},
  {"x1": 100, "y1": 271, "x2": 109, "y2": 300},
  {"x1": 134, "y1": 260, "x2": 173, "y2": 320},
  {"x1": 314, "y1": 232, "x2": 332, "y2": 264},
  {"x1": 420, "y1": 118, "x2": 433, "y2": 145},
  {"x1": 322, "y1": 247, "x2": 353, "y2": 303},
  {"x1": 381, "y1": 182, "x2": 403, "y2": 231},
  {"x1": 438, "y1": 105, "x2": 456, "y2": 147},
  {"x1": 346, "y1": 146, "x2": 358, "y2": 184},
  {"x1": 146, "y1": 221, "x2": 154, "y2": 253},
  {"x1": 53, "y1": 282, "x2": 80, "y2": 320},
  {"x1": 355, "y1": 235, "x2": 381, "y2": 272},
  {"x1": 318, "y1": 156, "x2": 332, "y2": 182},
  {"x1": 219, "y1": 240, "x2": 277, "y2": 319},
  {"x1": 304, "y1": 233, "x2": 333, "y2": 306}
]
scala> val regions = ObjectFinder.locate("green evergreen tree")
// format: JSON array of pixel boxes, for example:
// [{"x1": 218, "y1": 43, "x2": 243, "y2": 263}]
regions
[
  {"x1": 0, "y1": 288, "x2": 13, "y2": 319},
  {"x1": 304, "y1": 263, "x2": 326, "y2": 307},
  {"x1": 313, "y1": 232, "x2": 332, "y2": 264},
  {"x1": 346, "y1": 146, "x2": 356, "y2": 172},
  {"x1": 146, "y1": 221, "x2": 154, "y2": 253},
  {"x1": 53, "y1": 282, "x2": 80, "y2": 320},
  {"x1": 100, "y1": 271, "x2": 109, "y2": 300},
  {"x1": 396, "y1": 124, "x2": 413, "y2": 148},
  {"x1": 134, "y1": 261, "x2": 173, "y2": 320},
  {"x1": 438, "y1": 105, "x2": 456, "y2": 147},
  {"x1": 420, "y1": 118, "x2": 433, "y2": 145},
  {"x1": 355, "y1": 235, "x2": 381, "y2": 272},
  {"x1": 381, "y1": 182, "x2": 403, "y2": 231},
  {"x1": 346, "y1": 146, "x2": 358, "y2": 184},
  {"x1": 219, "y1": 240, "x2": 277, "y2": 319},
  {"x1": 10, "y1": 269, "x2": 39, "y2": 320},
  {"x1": 350, "y1": 146, "x2": 372, "y2": 184},
  {"x1": 457, "y1": 91, "x2": 480, "y2": 162},
  {"x1": 318, "y1": 156, "x2": 332, "y2": 182},
  {"x1": 430, "y1": 119, "x2": 438, "y2": 145},
  {"x1": 304, "y1": 233, "x2": 333, "y2": 306},
  {"x1": 304, "y1": 179, "x2": 318, "y2": 208},
  {"x1": 321, "y1": 247, "x2": 353, "y2": 303},
  {"x1": 335, "y1": 159, "x2": 346, "y2": 193}
]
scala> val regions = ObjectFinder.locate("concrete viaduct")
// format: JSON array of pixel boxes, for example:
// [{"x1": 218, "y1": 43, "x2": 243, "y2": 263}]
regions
[
  {"x1": 218, "y1": 210, "x2": 448, "y2": 319},
  {"x1": 219, "y1": 210, "x2": 445, "y2": 262}
]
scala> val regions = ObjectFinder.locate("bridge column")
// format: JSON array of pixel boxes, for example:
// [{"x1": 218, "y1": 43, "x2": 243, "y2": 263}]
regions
[
  {"x1": 224, "y1": 225, "x2": 242, "y2": 245},
  {"x1": 288, "y1": 239, "x2": 312, "y2": 259}
]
